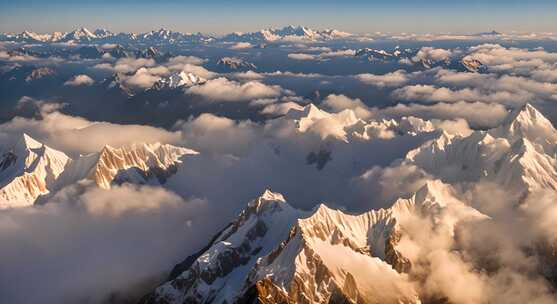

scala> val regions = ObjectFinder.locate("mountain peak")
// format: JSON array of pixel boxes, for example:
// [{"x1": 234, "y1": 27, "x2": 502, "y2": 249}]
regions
[
  {"x1": 15, "y1": 133, "x2": 43, "y2": 151},
  {"x1": 260, "y1": 189, "x2": 286, "y2": 202},
  {"x1": 507, "y1": 103, "x2": 549, "y2": 125},
  {"x1": 1, "y1": 134, "x2": 70, "y2": 208},
  {"x1": 492, "y1": 103, "x2": 557, "y2": 149},
  {"x1": 245, "y1": 189, "x2": 287, "y2": 216},
  {"x1": 70, "y1": 27, "x2": 96, "y2": 38},
  {"x1": 151, "y1": 71, "x2": 206, "y2": 90}
]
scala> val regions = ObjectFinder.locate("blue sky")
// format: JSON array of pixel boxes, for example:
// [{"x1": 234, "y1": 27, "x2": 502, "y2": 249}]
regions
[{"x1": 0, "y1": 0, "x2": 556, "y2": 34}]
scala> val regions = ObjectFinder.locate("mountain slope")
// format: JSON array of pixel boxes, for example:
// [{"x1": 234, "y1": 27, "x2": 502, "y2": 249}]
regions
[
  {"x1": 56, "y1": 143, "x2": 198, "y2": 190},
  {"x1": 404, "y1": 103, "x2": 557, "y2": 196},
  {"x1": 0, "y1": 134, "x2": 71, "y2": 208},
  {"x1": 151, "y1": 71, "x2": 207, "y2": 90},
  {"x1": 222, "y1": 25, "x2": 352, "y2": 43},
  {"x1": 143, "y1": 180, "x2": 485, "y2": 304},
  {"x1": 0, "y1": 134, "x2": 197, "y2": 207}
]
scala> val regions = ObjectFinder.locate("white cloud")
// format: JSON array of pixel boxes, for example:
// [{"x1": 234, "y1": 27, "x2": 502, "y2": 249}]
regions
[
  {"x1": 177, "y1": 63, "x2": 217, "y2": 79},
  {"x1": 376, "y1": 101, "x2": 508, "y2": 128},
  {"x1": 0, "y1": 102, "x2": 181, "y2": 156},
  {"x1": 412, "y1": 47, "x2": 454, "y2": 63},
  {"x1": 176, "y1": 114, "x2": 261, "y2": 156},
  {"x1": 321, "y1": 94, "x2": 372, "y2": 119},
  {"x1": 260, "y1": 101, "x2": 305, "y2": 116},
  {"x1": 0, "y1": 184, "x2": 217, "y2": 304},
  {"x1": 94, "y1": 57, "x2": 156, "y2": 73},
  {"x1": 64, "y1": 74, "x2": 95, "y2": 86},
  {"x1": 124, "y1": 67, "x2": 163, "y2": 88},
  {"x1": 288, "y1": 49, "x2": 355, "y2": 61},
  {"x1": 288, "y1": 53, "x2": 316, "y2": 61},
  {"x1": 355, "y1": 70, "x2": 409, "y2": 87},
  {"x1": 233, "y1": 70, "x2": 264, "y2": 80},
  {"x1": 230, "y1": 42, "x2": 253, "y2": 50},
  {"x1": 186, "y1": 77, "x2": 288, "y2": 102},
  {"x1": 167, "y1": 55, "x2": 206, "y2": 66}
]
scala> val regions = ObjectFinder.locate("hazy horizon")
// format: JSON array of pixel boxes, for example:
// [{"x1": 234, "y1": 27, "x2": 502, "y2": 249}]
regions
[{"x1": 1, "y1": 0, "x2": 556, "y2": 34}]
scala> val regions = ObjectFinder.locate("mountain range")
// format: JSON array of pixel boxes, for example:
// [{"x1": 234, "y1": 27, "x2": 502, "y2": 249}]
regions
[
  {"x1": 0, "y1": 135, "x2": 197, "y2": 208},
  {"x1": 2, "y1": 102, "x2": 555, "y2": 302},
  {"x1": 139, "y1": 103, "x2": 557, "y2": 304},
  {"x1": 0, "y1": 26, "x2": 354, "y2": 45}
]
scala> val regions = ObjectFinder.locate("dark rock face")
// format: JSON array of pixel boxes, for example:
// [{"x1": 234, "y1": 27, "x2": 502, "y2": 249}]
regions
[
  {"x1": 306, "y1": 149, "x2": 332, "y2": 170},
  {"x1": 0, "y1": 152, "x2": 17, "y2": 172},
  {"x1": 384, "y1": 230, "x2": 412, "y2": 274}
]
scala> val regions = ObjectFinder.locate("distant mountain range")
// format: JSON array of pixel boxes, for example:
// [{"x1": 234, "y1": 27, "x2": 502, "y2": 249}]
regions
[{"x1": 0, "y1": 26, "x2": 355, "y2": 44}]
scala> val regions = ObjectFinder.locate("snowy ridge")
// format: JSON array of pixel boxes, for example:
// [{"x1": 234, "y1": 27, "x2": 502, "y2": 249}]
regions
[
  {"x1": 0, "y1": 135, "x2": 197, "y2": 207},
  {"x1": 216, "y1": 57, "x2": 257, "y2": 71},
  {"x1": 222, "y1": 25, "x2": 353, "y2": 43},
  {"x1": 151, "y1": 71, "x2": 207, "y2": 90},
  {"x1": 82, "y1": 143, "x2": 197, "y2": 189},
  {"x1": 143, "y1": 190, "x2": 307, "y2": 304},
  {"x1": 405, "y1": 103, "x2": 557, "y2": 195},
  {"x1": 0, "y1": 134, "x2": 70, "y2": 208},
  {"x1": 143, "y1": 181, "x2": 485, "y2": 304},
  {"x1": 0, "y1": 25, "x2": 352, "y2": 44},
  {"x1": 284, "y1": 104, "x2": 435, "y2": 142}
]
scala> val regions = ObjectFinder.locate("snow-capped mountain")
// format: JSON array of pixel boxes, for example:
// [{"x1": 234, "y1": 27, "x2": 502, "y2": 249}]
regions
[
  {"x1": 404, "y1": 104, "x2": 557, "y2": 196},
  {"x1": 0, "y1": 134, "x2": 197, "y2": 208},
  {"x1": 216, "y1": 57, "x2": 257, "y2": 71},
  {"x1": 151, "y1": 71, "x2": 207, "y2": 90},
  {"x1": 354, "y1": 46, "x2": 490, "y2": 73},
  {"x1": 355, "y1": 47, "x2": 413, "y2": 62},
  {"x1": 58, "y1": 143, "x2": 197, "y2": 190},
  {"x1": 0, "y1": 134, "x2": 71, "y2": 208},
  {"x1": 139, "y1": 28, "x2": 214, "y2": 44},
  {"x1": 93, "y1": 28, "x2": 113, "y2": 38},
  {"x1": 60, "y1": 27, "x2": 97, "y2": 42},
  {"x1": 221, "y1": 25, "x2": 352, "y2": 43},
  {"x1": 0, "y1": 27, "x2": 214, "y2": 45},
  {"x1": 461, "y1": 57, "x2": 488, "y2": 73},
  {"x1": 141, "y1": 179, "x2": 485, "y2": 304},
  {"x1": 284, "y1": 104, "x2": 435, "y2": 142},
  {"x1": 137, "y1": 102, "x2": 555, "y2": 303}
]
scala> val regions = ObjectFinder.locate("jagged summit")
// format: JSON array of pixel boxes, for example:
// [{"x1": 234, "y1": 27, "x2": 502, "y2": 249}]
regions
[
  {"x1": 90, "y1": 142, "x2": 197, "y2": 189},
  {"x1": 216, "y1": 57, "x2": 257, "y2": 70},
  {"x1": 61, "y1": 27, "x2": 97, "y2": 41},
  {"x1": 0, "y1": 134, "x2": 70, "y2": 208},
  {"x1": 223, "y1": 25, "x2": 353, "y2": 42},
  {"x1": 144, "y1": 179, "x2": 487, "y2": 304},
  {"x1": 489, "y1": 103, "x2": 557, "y2": 157},
  {"x1": 151, "y1": 71, "x2": 206, "y2": 90},
  {"x1": 1, "y1": 136, "x2": 198, "y2": 207},
  {"x1": 15, "y1": 133, "x2": 44, "y2": 151},
  {"x1": 495, "y1": 103, "x2": 556, "y2": 141},
  {"x1": 258, "y1": 188, "x2": 286, "y2": 203},
  {"x1": 405, "y1": 103, "x2": 557, "y2": 196}
]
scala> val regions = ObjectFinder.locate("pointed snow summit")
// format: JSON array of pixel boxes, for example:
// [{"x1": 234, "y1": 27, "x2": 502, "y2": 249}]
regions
[
  {"x1": 61, "y1": 27, "x2": 97, "y2": 42},
  {"x1": 405, "y1": 103, "x2": 557, "y2": 196},
  {"x1": 1, "y1": 134, "x2": 199, "y2": 207},
  {"x1": 151, "y1": 71, "x2": 206, "y2": 90},
  {"x1": 492, "y1": 103, "x2": 557, "y2": 151},
  {"x1": 143, "y1": 180, "x2": 485, "y2": 304},
  {"x1": 0, "y1": 133, "x2": 70, "y2": 208}
]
